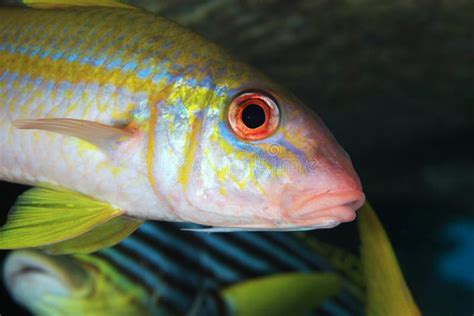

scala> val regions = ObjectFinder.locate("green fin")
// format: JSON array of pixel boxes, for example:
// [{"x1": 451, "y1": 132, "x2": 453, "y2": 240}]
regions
[
  {"x1": 22, "y1": 0, "x2": 135, "y2": 9},
  {"x1": 43, "y1": 216, "x2": 143, "y2": 254},
  {"x1": 221, "y1": 272, "x2": 341, "y2": 316},
  {"x1": 0, "y1": 186, "x2": 125, "y2": 251},
  {"x1": 358, "y1": 202, "x2": 421, "y2": 316}
]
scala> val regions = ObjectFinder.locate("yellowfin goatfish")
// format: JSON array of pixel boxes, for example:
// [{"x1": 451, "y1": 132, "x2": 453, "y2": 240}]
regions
[{"x1": 0, "y1": 0, "x2": 365, "y2": 253}]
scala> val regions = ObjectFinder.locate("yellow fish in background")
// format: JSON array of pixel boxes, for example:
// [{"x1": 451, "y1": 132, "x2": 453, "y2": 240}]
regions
[{"x1": 0, "y1": 0, "x2": 366, "y2": 253}]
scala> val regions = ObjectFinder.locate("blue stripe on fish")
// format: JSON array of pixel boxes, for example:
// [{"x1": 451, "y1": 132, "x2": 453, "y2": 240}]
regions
[
  {"x1": 266, "y1": 233, "x2": 331, "y2": 269},
  {"x1": 0, "y1": 42, "x2": 157, "y2": 80},
  {"x1": 139, "y1": 224, "x2": 243, "y2": 281},
  {"x1": 120, "y1": 237, "x2": 203, "y2": 288},
  {"x1": 229, "y1": 232, "x2": 312, "y2": 271},
  {"x1": 99, "y1": 247, "x2": 188, "y2": 308},
  {"x1": 97, "y1": 222, "x2": 363, "y2": 315},
  {"x1": 192, "y1": 232, "x2": 274, "y2": 272}
]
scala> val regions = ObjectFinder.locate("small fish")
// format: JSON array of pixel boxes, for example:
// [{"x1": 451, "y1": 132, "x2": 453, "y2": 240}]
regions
[
  {"x1": 0, "y1": 0, "x2": 365, "y2": 253},
  {"x1": 3, "y1": 221, "x2": 365, "y2": 316},
  {"x1": 3, "y1": 249, "x2": 153, "y2": 316}
]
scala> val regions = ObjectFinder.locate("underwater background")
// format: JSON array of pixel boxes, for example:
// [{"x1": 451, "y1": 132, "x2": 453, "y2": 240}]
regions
[{"x1": 0, "y1": 0, "x2": 472, "y2": 314}]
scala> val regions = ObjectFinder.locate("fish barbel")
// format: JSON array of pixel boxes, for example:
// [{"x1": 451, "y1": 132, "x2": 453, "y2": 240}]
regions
[{"x1": 0, "y1": 1, "x2": 365, "y2": 253}]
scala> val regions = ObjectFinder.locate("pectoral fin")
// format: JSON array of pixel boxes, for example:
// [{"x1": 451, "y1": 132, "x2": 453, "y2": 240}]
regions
[
  {"x1": 221, "y1": 272, "x2": 341, "y2": 316},
  {"x1": 43, "y1": 215, "x2": 143, "y2": 254},
  {"x1": 13, "y1": 118, "x2": 136, "y2": 152},
  {"x1": 0, "y1": 186, "x2": 140, "y2": 254}
]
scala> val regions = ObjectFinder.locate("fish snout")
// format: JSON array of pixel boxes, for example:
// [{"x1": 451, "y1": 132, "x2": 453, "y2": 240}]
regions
[
  {"x1": 286, "y1": 137, "x2": 365, "y2": 228},
  {"x1": 287, "y1": 190, "x2": 365, "y2": 224},
  {"x1": 283, "y1": 156, "x2": 365, "y2": 226}
]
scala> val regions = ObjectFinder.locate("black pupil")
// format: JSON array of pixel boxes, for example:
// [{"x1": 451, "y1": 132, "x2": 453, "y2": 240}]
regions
[{"x1": 241, "y1": 104, "x2": 266, "y2": 129}]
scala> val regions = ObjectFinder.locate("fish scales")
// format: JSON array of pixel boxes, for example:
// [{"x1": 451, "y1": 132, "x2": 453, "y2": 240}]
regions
[{"x1": 0, "y1": 7, "x2": 246, "y2": 221}]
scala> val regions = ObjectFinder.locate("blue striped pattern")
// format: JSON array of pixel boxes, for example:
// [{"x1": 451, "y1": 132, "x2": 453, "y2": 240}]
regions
[{"x1": 97, "y1": 222, "x2": 364, "y2": 315}]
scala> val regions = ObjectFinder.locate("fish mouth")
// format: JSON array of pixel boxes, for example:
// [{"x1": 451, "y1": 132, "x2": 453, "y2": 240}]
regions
[
  {"x1": 3, "y1": 250, "x2": 91, "y2": 306},
  {"x1": 286, "y1": 190, "x2": 366, "y2": 225}
]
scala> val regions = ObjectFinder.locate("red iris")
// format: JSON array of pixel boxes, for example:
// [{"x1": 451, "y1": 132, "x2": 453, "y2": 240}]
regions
[{"x1": 227, "y1": 91, "x2": 280, "y2": 140}]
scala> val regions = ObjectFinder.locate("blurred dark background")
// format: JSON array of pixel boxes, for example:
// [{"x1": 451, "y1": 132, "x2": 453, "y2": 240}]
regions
[{"x1": 1, "y1": 0, "x2": 473, "y2": 315}]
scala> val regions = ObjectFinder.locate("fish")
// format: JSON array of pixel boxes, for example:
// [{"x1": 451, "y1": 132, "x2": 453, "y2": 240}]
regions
[
  {"x1": 0, "y1": 0, "x2": 365, "y2": 253},
  {"x1": 3, "y1": 220, "x2": 365, "y2": 316},
  {"x1": 3, "y1": 249, "x2": 154, "y2": 316}
]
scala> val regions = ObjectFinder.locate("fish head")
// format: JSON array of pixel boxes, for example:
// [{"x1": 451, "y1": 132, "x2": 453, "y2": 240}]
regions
[
  {"x1": 159, "y1": 62, "x2": 365, "y2": 230},
  {"x1": 3, "y1": 250, "x2": 150, "y2": 315}
]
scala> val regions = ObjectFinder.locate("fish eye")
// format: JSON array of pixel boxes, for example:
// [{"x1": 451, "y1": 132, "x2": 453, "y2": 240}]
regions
[{"x1": 227, "y1": 91, "x2": 280, "y2": 140}]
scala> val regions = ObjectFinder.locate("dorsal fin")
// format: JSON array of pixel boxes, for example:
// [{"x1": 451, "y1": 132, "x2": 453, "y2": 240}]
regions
[{"x1": 21, "y1": 0, "x2": 135, "y2": 9}]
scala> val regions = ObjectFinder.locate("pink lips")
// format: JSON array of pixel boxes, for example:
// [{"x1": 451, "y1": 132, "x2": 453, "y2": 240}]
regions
[{"x1": 288, "y1": 190, "x2": 366, "y2": 224}]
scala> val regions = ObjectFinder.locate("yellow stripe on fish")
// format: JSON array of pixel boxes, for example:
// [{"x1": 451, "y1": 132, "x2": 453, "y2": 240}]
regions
[{"x1": 178, "y1": 116, "x2": 203, "y2": 192}]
